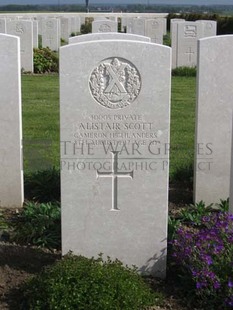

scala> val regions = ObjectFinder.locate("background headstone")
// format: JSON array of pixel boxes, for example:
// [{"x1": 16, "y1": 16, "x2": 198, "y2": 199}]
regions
[
  {"x1": 145, "y1": 19, "x2": 164, "y2": 44},
  {"x1": 194, "y1": 35, "x2": 233, "y2": 204},
  {"x1": 0, "y1": 18, "x2": 6, "y2": 33},
  {"x1": 132, "y1": 18, "x2": 145, "y2": 36},
  {"x1": 60, "y1": 40, "x2": 171, "y2": 277},
  {"x1": 199, "y1": 20, "x2": 217, "y2": 37},
  {"x1": 0, "y1": 34, "x2": 24, "y2": 208},
  {"x1": 69, "y1": 32, "x2": 151, "y2": 44},
  {"x1": 7, "y1": 20, "x2": 33, "y2": 72},
  {"x1": 92, "y1": 20, "x2": 118, "y2": 33},
  {"x1": 60, "y1": 17, "x2": 71, "y2": 42},
  {"x1": 42, "y1": 18, "x2": 60, "y2": 51},
  {"x1": 170, "y1": 19, "x2": 185, "y2": 68},
  {"x1": 176, "y1": 21, "x2": 204, "y2": 68},
  {"x1": 33, "y1": 20, "x2": 38, "y2": 48}
]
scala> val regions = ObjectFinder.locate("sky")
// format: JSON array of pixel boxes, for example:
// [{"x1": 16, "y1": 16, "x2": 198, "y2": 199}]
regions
[{"x1": 0, "y1": 0, "x2": 233, "y2": 5}]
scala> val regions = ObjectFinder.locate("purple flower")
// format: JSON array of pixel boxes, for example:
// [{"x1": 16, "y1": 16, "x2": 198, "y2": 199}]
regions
[
  {"x1": 196, "y1": 282, "x2": 203, "y2": 289},
  {"x1": 201, "y1": 254, "x2": 213, "y2": 266},
  {"x1": 213, "y1": 280, "x2": 221, "y2": 289},
  {"x1": 228, "y1": 279, "x2": 233, "y2": 288}
]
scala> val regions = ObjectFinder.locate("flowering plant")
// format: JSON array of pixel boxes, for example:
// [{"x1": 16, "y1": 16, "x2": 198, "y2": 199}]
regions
[{"x1": 171, "y1": 212, "x2": 233, "y2": 309}]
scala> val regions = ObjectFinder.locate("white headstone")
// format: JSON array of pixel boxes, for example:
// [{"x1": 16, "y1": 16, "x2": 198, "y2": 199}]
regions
[
  {"x1": 126, "y1": 18, "x2": 134, "y2": 34},
  {"x1": 176, "y1": 21, "x2": 204, "y2": 68},
  {"x1": 60, "y1": 40, "x2": 171, "y2": 277},
  {"x1": 194, "y1": 35, "x2": 233, "y2": 204},
  {"x1": 33, "y1": 20, "x2": 38, "y2": 48},
  {"x1": 0, "y1": 34, "x2": 23, "y2": 208},
  {"x1": 92, "y1": 20, "x2": 118, "y2": 33},
  {"x1": 145, "y1": 19, "x2": 164, "y2": 44},
  {"x1": 121, "y1": 17, "x2": 127, "y2": 32},
  {"x1": 170, "y1": 19, "x2": 185, "y2": 69},
  {"x1": 7, "y1": 20, "x2": 33, "y2": 72},
  {"x1": 198, "y1": 20, "x2": 217, "y2": 37},
  {"x1": 132, "y1": 18, "x2": 145, "y2": 36},
  {"x1": 70, "y1": 16, "x2": 81, "y2": 34},
  {"x1": 69, "y1": 32, "x2": 151, "y2": 44},
  {"x1": 42, "y1": 18, "x2": 60, "y2": 51},
  {"x1": 60, "y1": 17, "x2": 71, "y2": 42},
  {"x1": 0, "y1": 19, "x2": 6, "y2": 33}
]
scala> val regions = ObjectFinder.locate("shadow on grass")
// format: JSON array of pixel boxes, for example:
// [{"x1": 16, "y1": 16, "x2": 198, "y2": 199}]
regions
[
  {"x1": 24, "y1": 167, "x2": 60, "y2": 203},
  {"x1": 169, "y1": 163, "x2": 193, "y2": 204}
]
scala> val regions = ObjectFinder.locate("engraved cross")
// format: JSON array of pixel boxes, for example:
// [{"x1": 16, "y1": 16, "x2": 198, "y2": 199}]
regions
[
  {"x1": 105, "y1": 63, "x2": 127, "y2": 94},
  {"x1": 185, "y1": 47, "x2": 195, "y2": 63},
  {"x1": 97, "y1": 151, "x2": 134, "y2": 211}
]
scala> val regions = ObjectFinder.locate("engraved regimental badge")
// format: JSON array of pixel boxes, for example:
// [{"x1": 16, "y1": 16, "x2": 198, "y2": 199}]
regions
[{"x1": 89, "y1": 57, "x2": 141, "y2": 109}]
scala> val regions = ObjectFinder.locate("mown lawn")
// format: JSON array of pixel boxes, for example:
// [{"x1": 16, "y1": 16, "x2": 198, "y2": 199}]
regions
[{"x1": 22, "y1": 74, "x2": 196, "y2": 181}]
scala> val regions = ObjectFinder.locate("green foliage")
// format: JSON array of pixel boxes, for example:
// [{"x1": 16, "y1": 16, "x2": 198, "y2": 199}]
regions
[
  {"x1": 168, "y1": 215, "x2": 181, "y2": 241},
  {"x1": 21, "y1": 254, "x2": 161, "y2": 310},
  {"x1": 81, "y1": 22, "x2": 92, "y2": 34},
  {"x1": 179, "y1": 201, "x2": 213, "y2": 226},
  {"x1": 217, "y1": 198, "x2": 229, "y2": 212},
  {"x1": 12, "y1": 202, "x2": 61, "y2": 249},
  {"x1": 60, "y1": 38, "x2": 67, "y2": 46},
  {"x1": 163, "y1": 32, "x2": 171, "y2": 46},
  {"x1": 24, "y1": 167, "x2": 60, "y2": 203},
  {"x1": 0, "y1": 210, "x2": 8, "y2": 230},
  {"x1": 172, "y1": 66, "x2": 197, "y2": 77},
  {"x1": 33, "y1": 48, "x2": 59, "y2": 74},
  {"x1": 70, "y1": 31, "x2": 81, "y2": 37}
]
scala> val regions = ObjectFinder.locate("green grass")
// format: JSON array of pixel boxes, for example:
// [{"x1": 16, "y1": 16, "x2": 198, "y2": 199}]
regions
[
  {"x1": 170, "y1": 76, "x2": 196, "y2": 183},
  {"x1": 22, "y1": 74, "x2": 59, "y2": 172},
  {"x1": 22, "y1": 74, "x2": 196, "y2": 182}
]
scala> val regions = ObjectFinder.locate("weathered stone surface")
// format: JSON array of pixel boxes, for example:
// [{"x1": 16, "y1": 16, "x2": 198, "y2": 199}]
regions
[
  {"x1": 0, "y1": 34, "x2": 24, "y2": 208},
  {"x1": 92, "y1": 20, "x2": 118, "y2": 33},
  {"x1": 69, "y1": 32, "x2": 151, "y2": 44},
  {"x1": 6, "y1": 20, "x2": 33, "y2": 72},
  {"x1": 194, "y1": 35, "x2": 233, "y2": 204},
  {"x1": 60, "y1": 40, "x2": 171, "y2": 277}
]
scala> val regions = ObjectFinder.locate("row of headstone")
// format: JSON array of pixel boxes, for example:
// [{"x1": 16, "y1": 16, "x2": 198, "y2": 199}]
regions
[
  {"x1": 125, "y1": 17, "x2": 166, "y2": 44},
  {"x1": 2, "y1": 30, "x2": 233, "y2": 279},
  {"x1": 171, "y1": 19, "x2": 217, "y2": 68},
  {"x1": 91, "y1": 17, "x2": 166, "y2": 44},
  {"x1": 0, "y1": 16, "x2": 81, "y2": 54}
]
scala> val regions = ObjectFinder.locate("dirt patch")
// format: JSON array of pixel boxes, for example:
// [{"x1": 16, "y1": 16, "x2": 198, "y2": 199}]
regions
[{"x1": 0, "y1": 243, "x2": 60, "y2": 310}]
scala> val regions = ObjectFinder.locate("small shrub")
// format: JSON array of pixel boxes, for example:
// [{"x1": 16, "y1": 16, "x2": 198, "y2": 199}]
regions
[
  {"x1": 24, "y1": 167, "x2": 60, "y2": 203},
  {"x1": 33, "y1": 47, "x2": 59, "y2": 74},
  {"x1": 70, "y1": 31, "x2": 81, "y2": 37},
  {"x1": 171, "y1": 212, "x2": 233, "y2": 309},
  {"x1": 0, "y1": 210, "x2": 8, "y2": 230},
  {"x1": 12, "y1": 202, "x2": 61, "y2": 249},
  {"x1": 81, "y1": 22, "x2": 91, "y2": 34},
  {"x1": 172, "y1": 66, "x2": 197, "y2": 77},
  {"x1": 179, "y1": 201, "x2": 213, "y2": 227},
  {"x1": 60, "y1": 38, "x2": 67, "y2": 46},
  {"x1": 163, "y1": 33, "x2": 171, "y2": 46},
  {"x1": 21, "y1": 254, "x2": 160, "y2": 310},
  {"x1": 217, "y1": 198, "x2": 229, "y2": 212}
]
